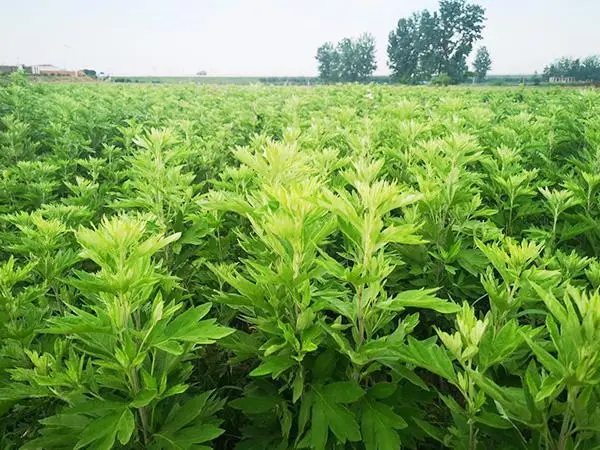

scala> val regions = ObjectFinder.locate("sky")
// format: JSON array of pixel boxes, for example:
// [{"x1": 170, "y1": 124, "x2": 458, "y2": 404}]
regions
[{"x1": 1, "y1": 0, "x2": 599, "y2": 76}]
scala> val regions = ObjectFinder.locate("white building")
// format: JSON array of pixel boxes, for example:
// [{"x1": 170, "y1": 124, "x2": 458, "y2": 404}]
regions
[{"x1": 549, "y1": 76, "x2": 576, "y2": 84}]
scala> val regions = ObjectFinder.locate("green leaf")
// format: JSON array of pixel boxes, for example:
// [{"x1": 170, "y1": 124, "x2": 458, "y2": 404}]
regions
[
  {"x1": 130, "y1": 388, "x2": 157, "y2": 408},
  {"x1": 312, "y1": 386, "x2": 361, "y2": 447},
  {"x1": 536, "y1": 374, "x2": 565, "y2": 403},
  {"x1": 160, "y1": 391, "x2": 219, "y2": 434},
  {"x1": 292, "y1": 369, "x2": 304, "y2": 403},
  {"x1": 168, "y1": 424, "x2": 224, "y2": 445},
  {"x1": 39, "y1": 412, "x2": 90, "y2": 430},
  {"x1": 531, "y1": 282, "x2": 568, "y2": 325},
  {"x1": 163, "y1": 383, "x2": 189, "y2": 398},
  {"x1": 378, "y1": 288, "x2": 460, "y2": 314},
  {"x1": 413, "y1": 417, "x2": 446, "y2": 444},
  {"x1": 322, "y1": 381, "x2": 364, "y2": 404},
  {"x1": 164, "y1": 304, "x2": 234, "y2": 344},
  {"x1": 475, "y1": 411, "x2": 512, "y2": 429},
  {"x1": 479, "y1": 320, "x2": 524, "y2": 370},
  {"x1": 74, "y1": 410, "x2": 121, "y2": 449},
  {"x1": 469, "y1": 371, "x2": 531, "y2": 421},
  {"x1": 250, "y1": 355, "x2": 295, "y2": 378},
  {"x1": 230, "y1": 393, "x2": 279, "y2": 414},
  {"x1": 154, "y1": 340, "x2": 184, "y2": 355},
  {"x1": 393, "y1": 337, "x2": 457, "y2": 384},
  {"x1": 378, "y1": 223, "x2": 425, "y2": 246},
  {"x1": 361, "y1": 398, "x2": 406, "y2": 450},
  {"x1": 523, "y1": 333, "x2": 565, "y2": 376},
  {"x1": 368, "y1": 383, "x2": 397, "y2": 400},
  {"x1": 164, "y1": 302, "x2": 211, "y2": 332},
  {"x1": 382, "y1": 362, "x2": 429, "y2": 391},
  {"x1": 311, "y1": 390, "x2": 329, "y2": 450},
  {"x1": 297, "y1": 390, "x2": 313, "y2": 442},
  {"x1": 116, "y1": 409, "x2": 135, "y2": 445}
]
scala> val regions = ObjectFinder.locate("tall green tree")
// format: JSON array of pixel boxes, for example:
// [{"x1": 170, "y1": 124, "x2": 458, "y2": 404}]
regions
[
  {"x1": 387, "y1": 0, "x2": 486, "y2": 83},
  {"x1": 350, "y1": 33, "x2": 378, "y2": 82},
  {"x1": 316, "y1": 33, "x2": 377, "y2": 83},
  {"x1": 437, "y1": 0, "x2": 486, "y2": 81},
  {"x1": 387, "y1": 14, "x2": 420, "y2": 83},
  {"x1": 473, "y1": 46, "x2": 492, "y2": 82},
  {"x1": 315, "y1": 42, "x2": 340, "y2": 82}
]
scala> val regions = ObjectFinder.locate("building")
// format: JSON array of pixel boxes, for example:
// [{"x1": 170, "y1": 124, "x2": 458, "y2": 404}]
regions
[
  {"x1": 549, "y1": 76, "x2": 576, "y2": 84},
  {"x1": 1, "y1": 64, "x2": 86, "y2": 77},
  {"x1": 32, "y1": 64, "x2": 78, "y2": 76},
  {"x1": 0, "y1": 65, "x2": 20, "y2": 74}
]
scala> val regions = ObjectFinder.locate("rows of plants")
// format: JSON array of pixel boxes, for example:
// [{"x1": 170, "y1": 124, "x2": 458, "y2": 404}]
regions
[{"x1": 2, "y1": 74, "x2": 600, "y2": 449}]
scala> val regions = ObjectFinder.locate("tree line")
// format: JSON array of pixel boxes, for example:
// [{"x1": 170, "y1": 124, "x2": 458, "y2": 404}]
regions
[
  {"x1": 316, "y1": 0, "x2": 490, "y2": 84},
  {"x1": 316, "y1": 0, "x2": 600, "y2": 85},
  {"x1": 543, "y1": 56, "x2": 600, "y2": 82}
]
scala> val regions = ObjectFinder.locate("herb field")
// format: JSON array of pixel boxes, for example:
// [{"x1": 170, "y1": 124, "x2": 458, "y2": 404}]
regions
[{"x1": 2, "y1": 77, "x2": 600, "y2": 449}]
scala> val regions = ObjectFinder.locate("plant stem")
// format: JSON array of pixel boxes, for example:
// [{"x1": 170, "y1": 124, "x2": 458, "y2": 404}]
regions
[
  {"x1": 356, "y1": 284, "x2": 365, "y2": 345},
  {"x1": 468, "y1": 418, "x2": 475, "y2": 450},
  {"x1": 130, "y1": 367, "x2": 150, "y2": 444}
]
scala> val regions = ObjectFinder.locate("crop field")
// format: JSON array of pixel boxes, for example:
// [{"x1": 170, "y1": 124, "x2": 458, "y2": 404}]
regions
[{"x1": 2, "y1": 77, "x2": 600, "y2": 449}]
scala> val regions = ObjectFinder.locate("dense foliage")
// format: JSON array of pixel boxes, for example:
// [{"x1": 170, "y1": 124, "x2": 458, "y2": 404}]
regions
[
  {"x1": 316, "y1": 33, "x2": 377, "y2": 83},
  {"x1": 2, "y1": 77, "x2": 600, "y2": 449},
  {"x1": 388, "y1": 0, "x2": 486, "y2": 84}
]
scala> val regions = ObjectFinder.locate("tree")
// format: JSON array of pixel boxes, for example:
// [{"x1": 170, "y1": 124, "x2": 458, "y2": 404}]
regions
[
  {"x1": 351, "y1": 33, "x2": 377, "y2": 82},
  {"x1": 387, "y1": 0, "x2": 486, "y2": 83},
  {"x1": 437, "y1": 0, "x2": 486, "y2": 81},
  {"x1": 473, "y1": 46, "x2": 491, "y2": 82},
  {"x1": 387, "y1": 14, "x2": 420, "y2": 83},
  {"x1": 316, "y1": 33, "x2": 377, "y2": 83},
  {"x1": 82, "y1": 69, "x2": 97, "y2": 78},
  {"x1": 316, "y1": 42, "x2": 340, "y2": 82}
]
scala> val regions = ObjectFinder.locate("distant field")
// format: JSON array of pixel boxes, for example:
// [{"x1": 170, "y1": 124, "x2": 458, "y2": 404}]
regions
[
  {"x1": 111, "y1": 74, "x2": 544, "y2": 86},
  {"x1": 112, "y1": 75, "x2": 389, "y2": 85},
  {"x1": 120, "y1": 76, "x2": 265, "y2": 84}
]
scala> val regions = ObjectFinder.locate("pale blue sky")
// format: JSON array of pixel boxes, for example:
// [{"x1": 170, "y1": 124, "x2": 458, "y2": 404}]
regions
[{"x1": 1, "y1": 0, "x2": 599, "y2": 76}]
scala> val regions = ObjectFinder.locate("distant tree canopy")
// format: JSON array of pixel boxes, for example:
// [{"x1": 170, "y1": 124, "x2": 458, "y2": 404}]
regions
[
  {"x1": 82, "y1": 69, "x2": 97, "y2": 78},
  {"x1": 473, "y1": 46, "x2": 492, "y2": 81},
  {"x1": 387, "y1": 0, "x2": 486, "y2": 84},
  {"x1": 316, "y1": 33, "x2": 377, "y2": 83},
  {"x1": 543, "y1": 56, "x2": 600, "y2": 81}
]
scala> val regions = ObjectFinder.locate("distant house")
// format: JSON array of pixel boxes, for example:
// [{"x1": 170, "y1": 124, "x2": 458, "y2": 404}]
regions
[
  {"x1": 1, "y1": 64, "x2": 85, "y2": 77},
  {"x1": 0, "y1": 65, "x2": 20, "y2": 74},
  {"x1": 196, "y1": 70, "x2": 207, "y2": 76},
  {"x1": 549, "y1": 76, "x2": 576, "y2": 84}
]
